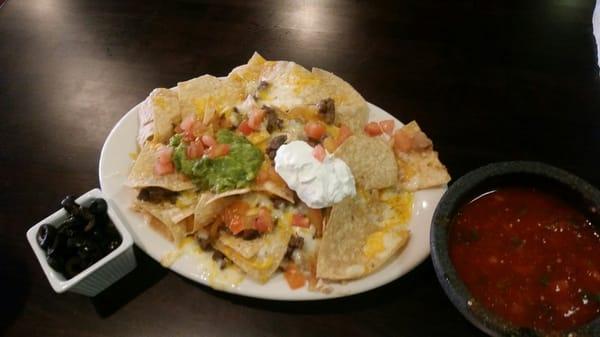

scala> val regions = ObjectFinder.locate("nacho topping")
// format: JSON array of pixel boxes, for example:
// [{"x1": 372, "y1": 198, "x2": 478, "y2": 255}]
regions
[
  {"x1": 170, "y1": 130, "x2": 264, "y2": 193},
  {"x1": 274, "y1": 140, "x2": 356, "y2": 208}
]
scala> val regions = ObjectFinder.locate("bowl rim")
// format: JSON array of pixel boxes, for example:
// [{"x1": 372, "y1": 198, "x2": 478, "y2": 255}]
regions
[
  {"x1": 26, "y1": 188, "x2": 134, "y2": 293},
  {"x1": 430, "y1": 161, "x2": 600, "y2": 337}
]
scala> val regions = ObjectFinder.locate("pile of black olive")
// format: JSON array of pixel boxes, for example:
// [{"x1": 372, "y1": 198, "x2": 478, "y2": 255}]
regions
[{"x1": 37, "y1": 196, "x2": 122, "y2": 279}]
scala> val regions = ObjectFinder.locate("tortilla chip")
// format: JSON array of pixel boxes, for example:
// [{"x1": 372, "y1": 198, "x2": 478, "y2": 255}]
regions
[
  {"x1": 228, "y1": 52, "x2": 269, "y2": 95},
  {"x1": 145, "y1": 213, "x2": 176, "y2": 242},
  {"x1": 217, "y1": 232, "x2": 269, "y2": 259},
  {"x1": 136, "y1": 200, "x2": 194, "y2": 243},
  {"x1": 317, "y1": 190, "x2": 411, "y2": 280},
  {"x1": 137, "y1": 88, "x2": 181, "y2": 146},
  {"x1": 137, "y1": 122, "x2": 154, "y2": 149},
  {"x1": 334, "y1": 134, "x2": 398, "y2": 190},
  {"x1": 127, "y1": 143, "x2": 195, "y2": 191},
  {"x1": 213, "y1": 216, "x2": 292, "y2": 283},
  {"x1": 135, "y1": 197, "x2": 195, "y2": 224},
  {"x1": 310, "y1": 68, "x2": 369, "y2": 132},
  {"x1": 177, "y1": 75, "x2": 244, "y2": 122},
  {"x1": 253, "y1": 181, "x2": 294, "y2": 203},
  {"x1": 394, "y1": 121, "x2": 451, "y2": 191},
  {"x1": 257, "y1": 61, "x2": 321, "y2": 108},
  {"x1": 193, "y1": 188, "x2": 250, "y2": 232}
]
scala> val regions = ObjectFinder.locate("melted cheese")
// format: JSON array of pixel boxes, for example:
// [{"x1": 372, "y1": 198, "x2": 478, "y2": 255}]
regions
[
  {"x1": 247, "y1": 131, "x2": 270, "y2": 146},
  {"x1": 362, "y1": 190, "x2": 413, "y2": 259}
]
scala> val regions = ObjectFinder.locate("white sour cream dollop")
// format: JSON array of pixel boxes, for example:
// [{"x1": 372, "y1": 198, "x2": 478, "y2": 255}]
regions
[{"x1": 274, "y1": 141, "x2": 356, "y2": 208}]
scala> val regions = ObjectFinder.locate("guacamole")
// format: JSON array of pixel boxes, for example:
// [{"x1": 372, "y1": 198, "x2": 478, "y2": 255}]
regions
[{"x1": 170, "y1": 130, "x2": 264, "y2": 193}]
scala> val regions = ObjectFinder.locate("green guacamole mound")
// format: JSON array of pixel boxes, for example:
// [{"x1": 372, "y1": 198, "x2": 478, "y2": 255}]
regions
[{"x1": 170, "y1": 130, "x2": 264, "y2": 193}]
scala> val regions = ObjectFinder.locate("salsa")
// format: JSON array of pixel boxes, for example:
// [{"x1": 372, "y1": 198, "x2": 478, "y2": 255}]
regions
[{"x1": 449, "y1": 186, "x2": 600, "y2": 332}]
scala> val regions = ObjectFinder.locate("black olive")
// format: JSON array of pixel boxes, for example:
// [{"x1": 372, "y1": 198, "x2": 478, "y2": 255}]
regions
[
  {"x1": 94, "y1": 213, "x2": 109, "y2": 228},
  {"x1": 89, "y1": 198, "x2": 107, "y2": 215},
  {"x1": 61, "y1": 216, "x2": 85, "y2": 233},
  {"x1": 46, "y1": 255, "x2": 65, "y2": 273},
  {"x1": 107, "y1": 239, "x2": 121, "y2": 251},
  {"x1": 79, "y1": 206, "x2": 95, "y2": 222},
  {"x1": 64, "y1": 256, "x2": 85, "y2": 278},
  {"x1": 61, "y1": 195, "x2": 80, "y2": 215},
  {"x1": 46, "y1": 233, "x2": 66, "y2": 257},
  {"x1": 66, "y1": 235, "x2": 86, "y2": 249},
  {"x1": 83, "y1": 217, "x2": 96, "y2": 232},
  {"x1": 104, "y1": 224, "x2": 120, "y2": 240},
  {"x1": 79, "y1": 240, "x2": 100, "y2": 258},
  {"x1": 36, "y1": 224, "x2": 57, "y2": 250},
  {"x1": 91, "y1": 227, "x2": 105, "y2": 240}
]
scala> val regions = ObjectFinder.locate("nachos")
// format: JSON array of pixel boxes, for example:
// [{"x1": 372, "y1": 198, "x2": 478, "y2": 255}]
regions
[{"x1": 126, "y1": 53, "x2": 450, "y2": 290}]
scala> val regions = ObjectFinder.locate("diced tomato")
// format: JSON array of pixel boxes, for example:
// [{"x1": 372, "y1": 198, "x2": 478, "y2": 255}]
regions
[
  {"x1": 253, "y1": 207, "x2": 273, "y2": 233},
  {"x1": 284, "y1": 264, "x2": 306, "y2": 289},
  {"x1": 157, "y1": 147, "x2": 173, "y2": 164},
  {"x1": 206, "y1": 143, "x2": 230, "y2": 159},
  {"x1": 221, "y1": 201, "x2": 250, "y2": 235},
  {"x1": 393, "y1": 129, "x2": 412, "y2": 153},
  {"x1": 182, "y1": 130, "x2": 194, "y2": 142},
  {"x1": 201, "y1": 135, "x2": 216, "y2": 147},
  {"x1": 186, "y1": 140, "x2": 204, "y2": 159},
  {"x1": 191, "y1": 120, "x2": 206, "y2": 137},
  {"x1": 379, "y1": 119, "x2": 395, "y2": 136},
  {"x1": 180, "y1": 116, "x2": 195, "y2": 131},
  {"x1": 238, "y1": 120, "x2": 253, "y2": 135},
  {"x1": 312, "y1": 144, "x2": 326, "y2": 162},
  {"x1": 154, "y1": 160, "x2": 174, "y2": 175},
  {"x1": 337, "y1": 124, "x2": 352, "y2": 145},
  {"x1": 228, "y1": 217, "x2": 246, "y2": 235},
  {"x1": 292, "y1": 213, "x2": 310, "y2": 228},
  {"x1": 364, "y1": 122, "x2": 383, "y2": 136},
  {"x1": 248, "y1": 108, "x2": 266, "y2": 130},
  {"x1": 304, "y1": 121, "x2": 326, "y2": 140}
]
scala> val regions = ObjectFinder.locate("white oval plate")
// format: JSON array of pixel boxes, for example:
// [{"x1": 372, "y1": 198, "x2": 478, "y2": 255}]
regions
[{"x1": 99, "y1": 101, "x2": 446, "y2": 300}]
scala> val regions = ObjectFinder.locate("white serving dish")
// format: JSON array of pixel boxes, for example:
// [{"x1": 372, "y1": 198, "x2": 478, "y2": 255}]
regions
[{"x1": 26, "y1": 188, "x2": 136, "y2": 296}]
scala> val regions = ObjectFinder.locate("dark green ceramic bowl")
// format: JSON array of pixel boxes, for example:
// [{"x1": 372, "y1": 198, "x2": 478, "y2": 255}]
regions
[{"x1": 430, "y1": 161, "x2": 600, "y2": 337}]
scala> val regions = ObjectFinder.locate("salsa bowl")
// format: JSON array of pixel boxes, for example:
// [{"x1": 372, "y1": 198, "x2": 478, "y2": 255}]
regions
[{"x1": 430, "y1": 161, "x2": 600, "y2": 337}]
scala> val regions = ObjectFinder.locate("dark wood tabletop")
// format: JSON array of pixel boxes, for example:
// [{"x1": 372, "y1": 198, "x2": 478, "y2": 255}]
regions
[{"x1": 2, "y1": 0, "x2": 599, "y2": 336}]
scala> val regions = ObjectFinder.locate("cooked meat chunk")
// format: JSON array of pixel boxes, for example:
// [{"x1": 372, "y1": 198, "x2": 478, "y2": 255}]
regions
[
  {"x1": 266, "y1": 135, "x2": 287, "y2": 160},
  {"x1": 317, "y1": 98, "x2": 335, "y2": 124},
  {"x1": 137, "y1": 187, "x2": 178, "y2": 204},
  {"x1": 263, "y1": 105, "x2": 283, "y2": 133},
  {"x1": 240, "y1": 229, "x2": 260, "y2": 240},
  {"x1": 285, "y1": 235, "x2": 305, "y2": 258}
]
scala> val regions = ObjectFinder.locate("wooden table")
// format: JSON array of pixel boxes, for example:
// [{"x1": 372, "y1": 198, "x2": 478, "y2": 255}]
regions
[{"x1": 2, "y1": 1, "x2": 599, "y2": 336}]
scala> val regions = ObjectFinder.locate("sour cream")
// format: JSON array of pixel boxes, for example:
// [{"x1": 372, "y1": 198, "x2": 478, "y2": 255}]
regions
[{"x1": 274, "y1": 141, "x2": 356, "y2": 208}]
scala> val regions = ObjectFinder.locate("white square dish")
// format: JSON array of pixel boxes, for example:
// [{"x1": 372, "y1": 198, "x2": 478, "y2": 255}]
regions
[{"x1": 26, "y1": 188, "x2": 136, "y2": 296}]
